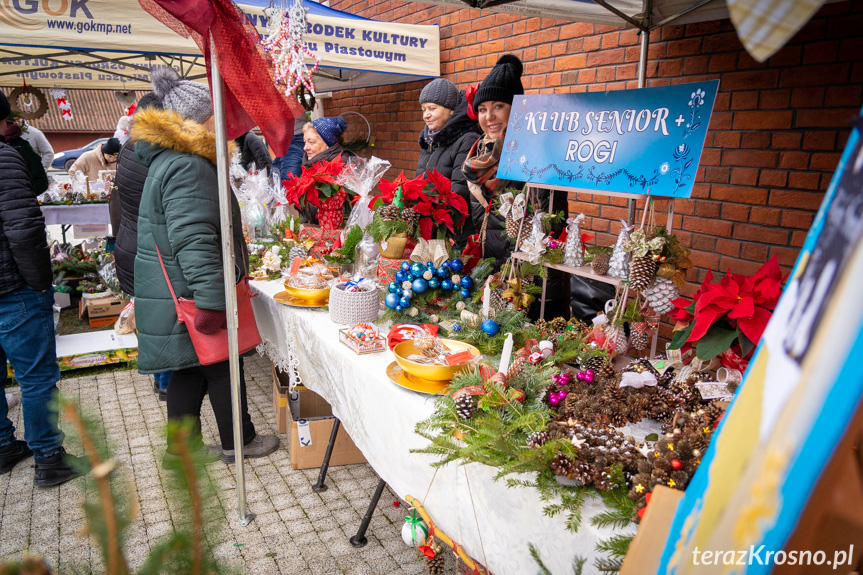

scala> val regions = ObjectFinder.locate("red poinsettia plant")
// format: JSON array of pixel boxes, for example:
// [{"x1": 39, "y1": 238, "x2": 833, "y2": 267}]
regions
[
  {"x1": 282, "y1": 155, "x2": 355, "y2": 229},
  {"x1": 370, "y1": 170, "x2": 469, "y2": 240},
  {"x1": 668, "y1": 256, "x2": 784, "y2": 362}
]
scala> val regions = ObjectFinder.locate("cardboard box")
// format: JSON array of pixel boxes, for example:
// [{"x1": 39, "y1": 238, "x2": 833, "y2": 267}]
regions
[
  {"x1": 271, "y1": 363, "x2": 366, "y2": 469},
  {"x1": 79, "y1": 294, "x2": 124, "y2": 328},
  {"x1": 273, "y1": 378, "x2": 289, "y2": 434}
]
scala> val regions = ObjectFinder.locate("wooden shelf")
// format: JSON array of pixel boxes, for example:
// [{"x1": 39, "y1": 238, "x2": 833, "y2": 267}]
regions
[{"x1": 511, "y1": 252, "x2": 623, "y2": 286}]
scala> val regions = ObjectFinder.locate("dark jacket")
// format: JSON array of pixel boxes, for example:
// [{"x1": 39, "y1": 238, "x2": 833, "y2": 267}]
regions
[
  {"x1": 131, "y1": 108, "x2": 247, "y2": 374},
  {"x1": 416, "y1": 95, "x2": 481, "y2": 250},
  {"x1": 0, "y1": 140, "x2": 52, "y2": 297},
  {"x1": 6, "y1": 137, "x2": 49, "y2": 195},
  {"x1": 114, "y1": 138, "x2": 149, "y2": 295},
  {"x1": 299, "y1": 144, "x2": 356, "y2": 224},
  {"x1": 236, "y1": 131, "x2": 272, "y2": 176}
]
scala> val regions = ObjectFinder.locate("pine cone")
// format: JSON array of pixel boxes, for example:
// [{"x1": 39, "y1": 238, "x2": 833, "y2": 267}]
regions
[
  {"x1": 573, "y1": 460, "x2": 595, "y2": 485},
  {"x1": 551, "y1": 452, "x2": 574, "y2": 477},
  {"x1": 593, "y1": 467, "x2": 614, "y2": 491},
  {"x1": 454, "y1": 395, "x2": 476, "y2": 419},
  {"x1": 402, "y1": 207, "x2": 421, "y2": 225},
  {"x1": 288, "y1": 245, "x2": 308, "y2": 262},
  {"x1": 527, "y1": 431, "x2": 549, "y2": 448},
  {"x1": 643, "y1": 277, "x2": 680, "y2": 315},
  {"x1": 505, "y1": 213, "x2": 521, "y2": 238},
  {"x1": 630, "y1": 330, "x2": 650, "y2": 351},
  {"x1": 534, "y1": 319, "x2": 549, "y2": 332},
  {"x1": 426, "y1": 541, "x2": 445, "y2": 575},
  {"x1": 549, "y1": 317, "x2": 568, "y2": 333},
  {"x1": 507, "y1": 356, "x2": 526, "y2": 380},
  {"x1": 490, "y1": 287, "x2": 505, "y2": 311},
  {"x1": 629, "y1": 255, "x2": 658, "y2": 291},
  {"x1": 377, "y1": 204, "x2": 401, "y2": 221},
  {"x1": 591, "y1": 252, "x2": 610, "y2": 275}
]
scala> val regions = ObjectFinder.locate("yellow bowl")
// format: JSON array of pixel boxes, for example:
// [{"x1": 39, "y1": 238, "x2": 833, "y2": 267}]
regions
[
  {"x1": 393, "y1": 338, "x2": 480, "y2": 382},
  {"x1": 283, "y1": 282, "x2": 330, "y2": 303}
]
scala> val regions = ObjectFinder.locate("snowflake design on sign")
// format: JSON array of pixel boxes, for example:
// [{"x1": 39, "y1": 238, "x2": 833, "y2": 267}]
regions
[{"x1": 262, "y1": 0, "x2": 320, "y2": 99}]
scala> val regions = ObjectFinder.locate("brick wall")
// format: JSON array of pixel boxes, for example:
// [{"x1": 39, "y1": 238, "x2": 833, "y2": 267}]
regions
[{"x1": 325, "y1": 0, "x2": 863, "y2": 304}]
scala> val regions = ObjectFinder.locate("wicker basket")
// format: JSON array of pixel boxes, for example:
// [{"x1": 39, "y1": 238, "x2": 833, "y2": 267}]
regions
[{"x1": 329, "y1": 282, "x2": 380, "y2": 325}]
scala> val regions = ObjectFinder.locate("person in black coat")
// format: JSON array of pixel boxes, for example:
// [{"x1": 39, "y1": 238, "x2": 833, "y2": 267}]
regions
[
  {"x1": 234, "y1": 131, "x2": 272, "y2": 176},
  {"x1": 3, "y1": 119, "x2": 48, "y2": 195},
  {"x1": 416, "y1": 78, "x2": 481, "y2": 251},
  {"x1": 0, "y1": 91, "x2": 86, "y2": 486}
]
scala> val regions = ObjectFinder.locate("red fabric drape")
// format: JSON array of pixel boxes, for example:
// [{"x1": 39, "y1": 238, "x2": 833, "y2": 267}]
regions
[{"x1": 138, "y1": 0, "x2": 301, "y2": 157}]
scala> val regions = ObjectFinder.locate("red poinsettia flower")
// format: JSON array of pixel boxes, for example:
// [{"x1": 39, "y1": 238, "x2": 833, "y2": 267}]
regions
[
  {"x1": 282, "y1": 153, "x2": 351, "y2": 212},
  {"x1": 426, "y1": 169, "x2": 451, "y2": 197}
]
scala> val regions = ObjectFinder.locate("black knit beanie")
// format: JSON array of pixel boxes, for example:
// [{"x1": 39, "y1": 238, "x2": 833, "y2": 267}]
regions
[
  {"x1": 473, "y1": 54, "x2": 524, "y2": 114},
  {"x1": 102, "y1": 137, "x2": 122, "y2": 155}
]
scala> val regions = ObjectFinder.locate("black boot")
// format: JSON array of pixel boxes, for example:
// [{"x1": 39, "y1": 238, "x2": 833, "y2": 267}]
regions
[
  {"x1": 0, "y1": 440, "x2": 33, "y2": 474},
  {"x1": 33, "y1": 449, "x2": 88, "y2": 487}
]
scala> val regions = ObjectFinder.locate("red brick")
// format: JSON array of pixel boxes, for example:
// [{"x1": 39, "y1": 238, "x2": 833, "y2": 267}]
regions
[
  {"x1": 554, "y1": 54, "x2": 587, "y2": 70},
  {"x1": 713, "y1": 131, "x2": 741, "y2": 148},
  {"x1": 732, "y1": 224, "x2": 788, "y2": 245},
  {"x1": 790, "y1": 87, "x2": 825, "y2": 108},
  {"x1": 733, "y1": 111, "x2": 793, "y2": 130},
  {"x1": 796, "y1": 109, "x2": 858, "y2": 128},
  {"x1": 703, "y1": 167, "x2": 731, "y2": 183},
  {"x1": 781, "y1": 210, "x2": 816, "y2": 229},
  {"x1": 690, "y1": 234, "x2": 717, "y2": 251},
  {"x1": 772, "y1": 133, "x2": 802, "y2": 150},
  {"x1": 684, "y1": 55, "x2": 709, "y2": 75},
  {"x1": 802, "y1": 131, "x2": 837, "y2": 150},
  {"x1": 690, "y1": 250, "x2": 721, "y2": 271},
  {"x1": 681, "y1": 216, "x2": 733, "y2": 236},
  {"x1": 779, "y1": 152, "x2": 811, "y2": 170},
  {"x1": 723, "y1": 70, "x2": 780, "y2": 91},
  {"x1": 709, "y1": 112, "x2": 733, "y2": 130},
  {"x1": 695, "y1": 201, "x2": 721, "y2": 218},
  {"x1": 767, "y1": 45, "x2": 802, "y2": 67},
  {"x1": 718, "y1": 258, "x2": 768, "y2": 276},
  {"x1": 709, "y1": 53, "x2": 738, "y2": 73},
  {"x1": 723, "y1": 150, "x2": 779, "y2": 168},
  {"x1": 781, "y1": 64, "x2": 851, "y2": 87},
  {"x1": 730, "y1": 168, "x2": 759, "y2": 186},
  {"x1": 788, "y1": 171, "x2": 821, "y2": 190},
  {"x1": 730, "y1": 92, "x2": 759, "y2": 111},
  {"x1": 668, "y1": 38, "x2": 703, "y2": 57},
  {"x1": 740, "y1": 243, "x2": 769, "y2": 262},
  {"x1": 721, "y1": 203, "x2": 751, "y2": 222},
  {"x1": 587, "y1": 48, "x2": 625, "y2": 67},
  {"x1": 791, "y1": 231, "x2": 808, "y2": 247},
  {"x1": 768, "y1": 246, "x2": 801, "y2": 268},
  {"x1": 758, "y1": 170, "x2": 788, "y2": 187},
  {"x1": 802, "y1": 40, "x2": 840, "y2": 64},
  {"x1": 716, "y1": 239, "x2": 741, "y2": 257},
  {"x1": 769, "y1": 189, "x2": 825, "y2": 210},
  {"x1": 759, "y1": 90, "x2": 791, "y2": 109},
  {"x1": 825, "y1": 85, "x2": 863, "y2": 107},
  {"x1": 559, "y1": 22, "x2": 593, "y2": 39},
  {"x1": 741, "y1": 131, "x2": 773, "y2": 149},
  {"x1": 658, "y1": 59, "x2": 684, "y2": 77},
  {"x1": 702, "y1": 32, "x2": 742, "y2": 53},
  {"x1": 810, "y1": 152, "x2": 842, "y2": 171},
  {"x1": 749, "y1": 206, "x2": 781, "y2": 226}
]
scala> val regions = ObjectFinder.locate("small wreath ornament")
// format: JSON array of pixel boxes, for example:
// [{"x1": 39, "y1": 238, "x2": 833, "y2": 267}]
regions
[{"x1": 8, "y1": 84, "x2": 49, "y2": 121}]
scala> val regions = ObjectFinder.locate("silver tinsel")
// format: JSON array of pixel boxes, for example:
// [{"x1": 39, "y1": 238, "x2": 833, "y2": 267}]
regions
[
  {"x1": 608, "y1": 218, "x2": 635, "y2": 279},
  {"x1": 643, "y1": 277, "x2": 680, "y2": 315},
  {"x1": 563, "y1": 213, "x2": 586, "y2": 267}
]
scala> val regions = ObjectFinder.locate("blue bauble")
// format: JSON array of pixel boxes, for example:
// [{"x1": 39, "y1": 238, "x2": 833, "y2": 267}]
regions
[
  {"x1": 412, "y1": 278, "x2": 429, "y2": 294},
  {"x1": 436, "y1": 266, "x2": 449, "y2": 278},
  {"x1": 441, "y1": 279, "x2": 454, "y2": 291},
  {"x1": 428, "y1": 277, "x2": 440, "y2": 289},
  {"x1": 400, "y1": 261, "x2": 411, "y2": 273},
  {"x1": 399, "y1": 296, "x2": 411, "y2": 308},
  {"x1": 426, "y1": 261, "x2": 435, "y2": 269},
  {"x1": 388, "y1": 281, "x2": 399, "y2": 294},
  {"x1": 450, "y1": 259, "x2": 464, "y2": 273},
  {"x1": 395, "y1": 305, "x2": 403, "y2": 313},
  {"x1": 481, "y1": 319, "x2": 500, "y2": 336},
  {"x1": 460, "y1": 275, "x2": 474, "y2": 289},
  {"x1": 410, "y1": 262, "x2": 425, "y2": 278},
  {"x1": 384, "y1": 293, "x2": 400, "y2": 309},
  {"x1": 395, "y1": 270, "x2": 407, "y2": 283},
  {"x1": 402, "y1": 289, "x2": 414, "y2": 299},
  {"x1": 442, "y1": 260, "x2": 451, "y2": 268},
  {"x1": 459, "y1": 287, "x2": 471, "y2": 298},
  {"x1": 451, "y1": 323, "x2": 462, "y2": 332}
]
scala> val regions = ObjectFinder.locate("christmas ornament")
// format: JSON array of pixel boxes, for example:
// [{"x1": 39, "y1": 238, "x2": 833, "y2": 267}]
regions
[
  {"x1": 384, "y1": 293, "x2": 400, "y2": 309},
  {"x1": 643, "y1": 276, "x2": 680, "y2": 315},
  {"x1": 388, "y1": 281, "x2": 399, "y2": 293},
  {"x1": 401, "y1": 261, "x2": 412, "y2": 273},
  {"x1": 412, "y1": 278, "x2": 429, "y2": 294},
  {"x1": 608, "y1": 219, "x2": 635, "y2": 279},
  {"x1": 498, "y1": 191, "x2": 527, "y2": 241},
  {"x1": 481, "y1": 319, "x2": 500, "y2": 336},
  {"x1": 410, "y1": 262, "x2": 425, "y2": 278},
  {"x1": 450, "y1": 258, "x2": 464, "y2": 272},
  {"x1": 629, "y1": 255, "x2": 658, "y2": 291},
  {"x1": 440, "y1": 279, "x2": 453, "y2": 291},
  {"x1": 10, "y1": 84, "x2": 49, "y2": 120},
  {"x1": 288, "y1": 245, "x2": 309, "y2": 263},
  {"x1": 402, "y1": 510, "x2": 429, "y2": 546},
  {"x1": 262, "y1": 0, "x2": 320, "y2": 100},
  {"x1": 591, "y1": 250, "x2": 611, "y2": 275},
  {"x1": 563, "y1": 213, "x2": 586, "y2": 267}
]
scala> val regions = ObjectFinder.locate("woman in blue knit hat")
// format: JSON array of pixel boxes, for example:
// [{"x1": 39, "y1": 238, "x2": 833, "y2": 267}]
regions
[{"x1": 300, "y1": 116, "x2": 356, "y2": 224}]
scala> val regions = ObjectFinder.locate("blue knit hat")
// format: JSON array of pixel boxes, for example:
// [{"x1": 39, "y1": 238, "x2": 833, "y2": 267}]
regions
[{"x1": 311, "y1": 116, "x2": 347, "y2": 147}]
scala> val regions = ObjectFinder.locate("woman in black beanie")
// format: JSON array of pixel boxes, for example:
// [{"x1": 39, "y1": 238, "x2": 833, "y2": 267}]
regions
[{"x1": 463, "y1": 54, "x2": 571, "y2": 319}]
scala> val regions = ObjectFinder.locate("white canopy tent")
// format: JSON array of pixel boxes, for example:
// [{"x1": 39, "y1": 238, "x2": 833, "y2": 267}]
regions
[{"x1": 0, "y1": 0, "x2": 440, "y2": 91}]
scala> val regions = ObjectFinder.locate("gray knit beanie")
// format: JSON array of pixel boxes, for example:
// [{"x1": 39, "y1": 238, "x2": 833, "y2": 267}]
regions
[
  {"x1": 150, "y1": 66, "x2": 212, "y2": 124},
  {"x1": 419, "y1": 78, "x2": 460, "y2": 111}
]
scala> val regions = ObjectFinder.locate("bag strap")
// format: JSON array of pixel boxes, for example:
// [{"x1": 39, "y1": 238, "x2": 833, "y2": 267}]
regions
[{"x1": 154, "y1": 244, "x2": 180, "y2": 307}]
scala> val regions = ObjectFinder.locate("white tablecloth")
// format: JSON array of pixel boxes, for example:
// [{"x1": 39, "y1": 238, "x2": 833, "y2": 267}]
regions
[
  {"x1": 250, "y1": 279, "x2": 645, "y2": 575},
  {"x1": 40, "y1": 204, "x2": 110, "y2": 226}
]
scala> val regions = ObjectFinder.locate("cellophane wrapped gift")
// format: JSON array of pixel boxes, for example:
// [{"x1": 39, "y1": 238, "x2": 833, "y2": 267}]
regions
[
  {"x1": 299, "y1": 224, "x2": 342, "y2": 259},
  {"x1": 235, "y1": 163, "x2": 279, "y2": 240},
  {"x1": 70, "y1": 171, "x2": 88, "y2": 203},
  {"x1": 340, "y1": 157, "x2": 391, "y2": 277}
]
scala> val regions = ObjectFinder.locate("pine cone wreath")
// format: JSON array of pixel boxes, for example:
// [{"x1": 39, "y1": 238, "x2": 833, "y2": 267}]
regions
[
  {"x1": 551, "y1": 452, "x2": 574, "y2": 477},
  {"x1": 288, "y1": 245, "x2": 308, "y2": 262},
  {"x1": 643, "y1": 277, "x2": 680, "y2": 315},
  {"x1": 527, "y1": 430, "x2": 549, "y2": 448},
  {"x1": 402, "y1": 207, "x2": 421, "y2": 226},
  {"x1": 454, "y1": 395, "x2": 476, "y2": 419},
  {"x1": 377, "y1": 204, "x2": 401, "y2": 221},
  {"x1": 629, "y1": 255, "x2": 658, "y2": 291},
  {"x1": 507, "y1": 356, "x2": 526, "y2": 380}
]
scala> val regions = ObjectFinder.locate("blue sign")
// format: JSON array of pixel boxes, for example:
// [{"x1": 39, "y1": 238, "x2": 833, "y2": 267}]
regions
[{"x1": 496, "y1": 80, "x2": 719, "y2": 198}]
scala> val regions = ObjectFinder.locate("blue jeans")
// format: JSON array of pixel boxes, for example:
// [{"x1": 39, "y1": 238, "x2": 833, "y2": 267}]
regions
[
  {"x1": 155, "y1": 371, "x2": 172, "y2": 391},
  {"x1": 272, "y1": 134, "x2": 304, "y2": 180},
  {"x1": 0, "y1": 287, "x2": 63, "y2": 459}
]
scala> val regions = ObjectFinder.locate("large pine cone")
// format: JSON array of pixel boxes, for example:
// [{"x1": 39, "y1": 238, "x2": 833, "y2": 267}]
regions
[
  {"x1": 630, "y1": 330, "x2": 650, "y2": 351},
  {"x1": 643, "y1": 277, "x2": 680, "y2": 315},
  {"x1": 288, "y1": 245, "x2": 308, "y2": 262},
  {"x1": 377, "y1": 204, "x2": 401, "y2": 221},
  {"x1": 591, "y1": 252, "x2": 610, "y2": 275},
  {"x1": 629, "y1": 255, "x2": 658, "y2": 291},
  {"x1": 402, "y1": 207, "x2": 421, "y2": 225},
  {"x1": 507, "y1": 356, "x2": 526, "y2": 380}
]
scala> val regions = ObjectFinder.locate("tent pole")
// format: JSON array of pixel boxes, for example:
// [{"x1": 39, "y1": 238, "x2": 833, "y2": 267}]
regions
[{"x1": 209, "y1": 33, "x2": 253, "y2": 526}]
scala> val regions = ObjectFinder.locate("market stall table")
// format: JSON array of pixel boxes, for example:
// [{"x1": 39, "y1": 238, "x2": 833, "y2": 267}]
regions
[
  {"x1": 40, "y1": 203, "x2": 111, "y2": 242},
  {"x1": 250, "y1": 278, "x2": 652, "y2": 574}
]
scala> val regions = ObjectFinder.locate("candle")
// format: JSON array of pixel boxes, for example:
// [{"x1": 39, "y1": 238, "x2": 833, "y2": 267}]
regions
[
  {"x1": 482, "y1": 282, "x2": 491, "y2": 319},
  {"x1": 499, "y1": 333, "x2": 514, "y2": 374}
]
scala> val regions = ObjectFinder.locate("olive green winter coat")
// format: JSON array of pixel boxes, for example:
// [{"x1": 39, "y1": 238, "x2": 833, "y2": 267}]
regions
[{"x1": 131, "y1": 107, "x2": 246, "y2": 374}]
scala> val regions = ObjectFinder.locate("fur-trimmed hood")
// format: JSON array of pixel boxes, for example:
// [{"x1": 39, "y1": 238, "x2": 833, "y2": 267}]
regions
[{"x1": 130, "y1": 107, "x2": 234, "y2": 166}]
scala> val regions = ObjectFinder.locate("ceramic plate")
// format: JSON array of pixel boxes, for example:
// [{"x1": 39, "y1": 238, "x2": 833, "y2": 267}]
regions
[
  {"x1": 386, "y1": 362, "x2": 449, "y2": 395},
  {"x1": 273, "y1": 291, "x2": 328, "y2": 308}
]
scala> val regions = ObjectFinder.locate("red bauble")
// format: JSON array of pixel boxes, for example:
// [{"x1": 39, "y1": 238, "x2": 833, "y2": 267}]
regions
[{"x1": 670, "y1": 459, "x2": 683, "y2": 470}]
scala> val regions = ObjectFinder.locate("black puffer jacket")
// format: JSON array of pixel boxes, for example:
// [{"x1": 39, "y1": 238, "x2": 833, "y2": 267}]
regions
[
  {"x1": 236, "y1": 131, "x2": 272, "y2": 176},
  {"x1": 114, "y1": 138, "x2": 149, "y2": 295},
  {"x1": 0, "y1": 140, "x2": 52, "y2": 297},
  {"x1": 416, "y1": 95, "x2": 481, "y2": 250}
]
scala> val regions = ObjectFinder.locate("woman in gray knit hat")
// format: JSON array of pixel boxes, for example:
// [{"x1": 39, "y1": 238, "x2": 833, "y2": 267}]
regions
[
  {"x1": 416, "y1": 78, "x2": 481, "y2": 250},
  {"x1": 133, "y1": 66, "x2": 279, "y2": 465}
]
